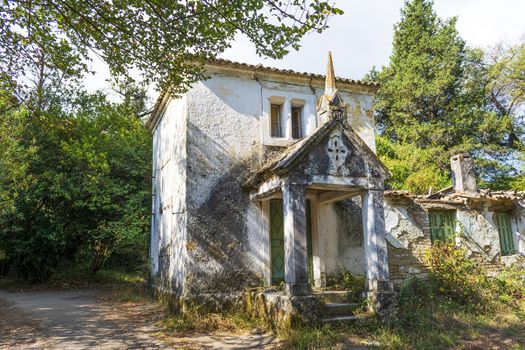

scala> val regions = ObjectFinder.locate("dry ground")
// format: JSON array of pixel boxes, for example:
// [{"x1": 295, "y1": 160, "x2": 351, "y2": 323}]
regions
[{"x1": 0, "y1": 289, "x2": 278, "y2": 350}]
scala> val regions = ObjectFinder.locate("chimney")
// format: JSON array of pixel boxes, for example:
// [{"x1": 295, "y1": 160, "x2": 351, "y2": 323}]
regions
[{"x1": 450, "y1": 154, "x2": 477, "y2": 193}]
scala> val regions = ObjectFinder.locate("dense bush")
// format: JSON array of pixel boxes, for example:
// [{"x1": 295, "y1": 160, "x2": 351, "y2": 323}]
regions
[
  {"x1": 423, "y1": 242, "x2": 525, "y2": 309},
  {"x1": 424, "y1": 242, "x2": 490, "y2": 306},
  {"x1": 0, "y1": 89, "x2": 151, "y2": 282}
]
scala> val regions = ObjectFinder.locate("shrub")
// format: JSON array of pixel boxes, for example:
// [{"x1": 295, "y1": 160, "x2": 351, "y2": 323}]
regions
[
  {"x1": 424, "y1": 242, "x2": 490, "y2": 306},
  {"x1": 491, "y1": 265, "x2": 525, "y2": 305}
]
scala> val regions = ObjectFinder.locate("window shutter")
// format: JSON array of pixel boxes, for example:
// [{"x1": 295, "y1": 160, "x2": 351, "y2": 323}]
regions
[
  {"x1": 429, "y1": 210, "x2": 456, "y2": 242},
  {"x1": 495, "y1": 212, "x2": 514, "y2": 256}
]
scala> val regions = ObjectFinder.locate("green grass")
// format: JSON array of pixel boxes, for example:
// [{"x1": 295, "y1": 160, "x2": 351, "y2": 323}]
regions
[{"x1": 161, "y1": 310, "x2": 262, "y2": 334}]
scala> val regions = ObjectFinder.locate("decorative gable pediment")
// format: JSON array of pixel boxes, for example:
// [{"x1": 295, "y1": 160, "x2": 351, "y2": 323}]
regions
[
  {"x1": 283, "y1": 121, "x2": 389, "y2": 180},
  {"x1": 244, "y1": 119, "x2": 390, "y2": 190}
]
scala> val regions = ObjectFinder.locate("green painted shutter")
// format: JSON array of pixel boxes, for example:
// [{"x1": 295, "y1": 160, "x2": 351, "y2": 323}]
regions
[
  {"x1": 495, "y1": 212, "x2": 514, "y2": 256},
  {"x1": 429, "y1": 211, "x2": 456, "y2": 242}
]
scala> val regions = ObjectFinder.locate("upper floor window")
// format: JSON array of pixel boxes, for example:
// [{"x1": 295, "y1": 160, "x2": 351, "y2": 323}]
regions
[
  {"x1": 271, "y1": 104, "x2": 282, "y2": 138},
  {"x1": 494, "y1": 212, "x2": 515, "y2": 256},
  {"x1": 291, "y1": 106, "x2": 302, "y2": 139},
  {"x1": 429, "y1": 210, "x2": 456, "y2": 242},
  {"x1": 262, "y1": 91, "x2": 314, "y2": 147}
]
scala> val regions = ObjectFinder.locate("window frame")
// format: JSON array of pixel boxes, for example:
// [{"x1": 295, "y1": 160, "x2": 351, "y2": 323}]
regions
[
  {"x1": 270, "y1": 103, "x2": 283, "y2": 138},
  {"x1": 428, "y1": 210, "x2": 456, "y2": 243},
  {"x1": 291, "y1": 105, "x2": 302, "y2": 139}
]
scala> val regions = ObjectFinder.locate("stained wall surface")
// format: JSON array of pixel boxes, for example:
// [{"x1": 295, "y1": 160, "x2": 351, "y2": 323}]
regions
[
  {"x1": 151, "y1": 70, "x2": 378, "y2": 297},
  {"x1": 151, "y1": 96, "x2": 188, "y2": 297},
  {"x1": 384, "y1": 196, "x2": 525, "y2": 286}
]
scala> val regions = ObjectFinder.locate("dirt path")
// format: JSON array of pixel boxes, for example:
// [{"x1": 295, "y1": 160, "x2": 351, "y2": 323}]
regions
[
  {"x1": 0, "y1": 289, "x2": 279, "y2": 350},
  {"x1": 0, "y1": 289, "x2": 169, "y2": 349}
]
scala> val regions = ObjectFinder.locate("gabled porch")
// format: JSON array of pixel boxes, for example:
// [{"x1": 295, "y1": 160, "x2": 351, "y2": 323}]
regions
[{"x1": 243, "y1": 53, "x2": 394, "y2": 324}]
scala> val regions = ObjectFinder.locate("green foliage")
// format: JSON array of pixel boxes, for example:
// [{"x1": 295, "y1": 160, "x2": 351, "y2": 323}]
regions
[
  {"x1": 0, "y1": 85, "x2": 151, "y2": 282},
  {"x1": 424, "y1": 242, "x2": 490, "y2": 306},
  {"x1": 376, "y1": 136, "x2": 450, "y2": 193},
  {"x1": 374, "y1": 0, "x2": 467, "y2": 148},
  {"x1": 372, "y1": 0, "x2": 524, "y2": 190},
  {"x1": 325, "y1": 270, "x2": 365, "y2": 301},
  {"x1": 424, "y1": 242, "x2": 525, "y2": 310},
  {"x1": 1, "y1": 0, "x2": 342, "y2": 96},
  {"x1": 492, "y1": 265, "x2": 525, "y2": 305}
]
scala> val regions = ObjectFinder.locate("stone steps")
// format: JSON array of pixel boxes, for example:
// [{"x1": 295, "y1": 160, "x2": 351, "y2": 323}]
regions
[
  {"x1": 320, "y1": 315, "x2": 368, "y2": 324},
  {"x1": 323, "y1": 301, "x2": 360, "y2": 316},
  {"x1": 314, "y1": 290, "x2": 354, "y2": 303},
  {"x1": 315, "y1": 290, "x2": 371, "y2": 324}
]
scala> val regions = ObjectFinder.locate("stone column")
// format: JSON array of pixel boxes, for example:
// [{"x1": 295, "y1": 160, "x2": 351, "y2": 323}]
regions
[
  {"x1": 361, "y1": 189, "x2": 391, "y2": 293},
  {"x1": 282, "y1": 180, "x2": 311, "y2": 296}
]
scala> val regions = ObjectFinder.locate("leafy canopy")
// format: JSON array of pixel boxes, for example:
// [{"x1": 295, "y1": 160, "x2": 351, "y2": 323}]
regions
[
  {"x1": 1, "y1": 0, "x2": 343, "y2": 97},
  {"x1": 0, "y1": 83, "x2": 152, "y2": 281},
  {"x1": 371, "y1": 0, "x2": 524, "y2": 191}
]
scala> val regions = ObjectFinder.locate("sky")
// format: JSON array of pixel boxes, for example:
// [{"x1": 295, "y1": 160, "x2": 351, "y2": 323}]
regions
[{"x1": 85, "y1": 0, "x2": 525, "y2": 94}]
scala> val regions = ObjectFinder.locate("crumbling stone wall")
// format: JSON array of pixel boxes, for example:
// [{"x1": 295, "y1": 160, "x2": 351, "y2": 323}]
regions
[
  {"x1": 384, "y1": 197, "x2": 431, "y2": 287},
  {"x1": 384, "y1": 195, "x2": 525, "y2": 287}
]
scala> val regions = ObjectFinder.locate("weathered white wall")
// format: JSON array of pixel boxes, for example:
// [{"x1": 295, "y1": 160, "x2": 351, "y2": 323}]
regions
[
  {"x1": 334, "y1": 91, "x2": 376, "y2": 153},
  {"x1": 151, "y1": 96, "x2": 188, "y2": 296},
  {"x1": 318, "y1": 198, "x2": 365, "y2": 277},
  {"x1": 184, "y1": 75, "x2": 267, "y2": 293},
  {"x1": 459, "y1": 209, "x2": 501, "y2": 260},
  {"x1": 514, "y1": 201, "x2": 525, "y2": 255}
]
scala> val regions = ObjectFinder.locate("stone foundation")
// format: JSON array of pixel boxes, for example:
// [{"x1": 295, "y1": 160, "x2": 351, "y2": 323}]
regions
[{"x1": 245, "y1": 289, "x2": 321, "y2": 332}]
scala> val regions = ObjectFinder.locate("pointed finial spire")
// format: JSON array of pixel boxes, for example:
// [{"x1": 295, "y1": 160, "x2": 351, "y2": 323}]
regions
[{"x1": 325, "y1": 51, "x2": 336, "y2": 98}]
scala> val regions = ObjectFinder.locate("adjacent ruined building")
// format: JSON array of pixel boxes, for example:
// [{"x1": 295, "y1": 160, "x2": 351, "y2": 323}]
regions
[
  {"x1": 147, "y1": 54, "x2": 525, "y2": 326},
  {"x1": 385, "y1": 154, "x2": 525, "y2": 286}
]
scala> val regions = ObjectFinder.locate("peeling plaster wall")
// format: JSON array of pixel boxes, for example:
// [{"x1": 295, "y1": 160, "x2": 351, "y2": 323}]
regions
[
  {"x1": 384, "y1": 197, "x2": 525, "y2": 286},
  {"x1": 319, "y1": 198, "x2": 364, "y2": 276},
  {"x1": 184, "y1": 75, "x2": 266, "y2": 296},
  {"x1": 384, "y1": 199, "x2": 431, "y2": 286},
  {"x1": 151, "y1": 96, "x2": 188, "y2": 297},
  {"x1": 458, "y1": 210, "x2": 501, "y2": 260}
]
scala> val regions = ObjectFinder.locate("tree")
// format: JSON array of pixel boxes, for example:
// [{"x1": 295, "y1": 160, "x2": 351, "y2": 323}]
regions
[
  {"x1": 376, "y1": 136, "x2": 450, "y2": 194},
  {"x1": 485, "y1": 42, "x2": 525, "y2": 149},
  {"x1": 372, "y1": 0, "x2": 522, "y2": 191},
  {"x1": 0, "y1": 86, "x2": 152, "y2": 281},
  {"x1": 1, "y1": 0, "x2": 342, "y2": 98},
  {"x1": 374, "y1": 0, "x2": 467, "y2": 148}
]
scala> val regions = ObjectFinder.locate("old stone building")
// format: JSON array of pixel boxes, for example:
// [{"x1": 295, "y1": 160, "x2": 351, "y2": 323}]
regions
[
  {"x1": 148, "y1": 53, "x2": 394, "y2": 323},
  {"x1": 148, "y1": 54, "x2": 525, "y2": 325},
  {"x1": 385, "y1": 154, "x2": 525, "y2": 286}
]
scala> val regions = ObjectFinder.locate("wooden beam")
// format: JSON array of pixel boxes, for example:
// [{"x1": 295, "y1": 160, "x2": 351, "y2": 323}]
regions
[{"x1": 318, "y1": 190, "x2": 360, "y2": 204}]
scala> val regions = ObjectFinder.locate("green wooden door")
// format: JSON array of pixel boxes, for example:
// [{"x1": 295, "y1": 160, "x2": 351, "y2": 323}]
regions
[
  {"x1": 429, "y1": 210, "x2": 456, "y2": 242},
  {"x1": 270, "y1": 200, "x2": 285, "y2": 284},
  {"x1": 270, "y1": 199, "x2": 313, "y2": 285},
  {"x1": 306, "y1": 200, "x2": 314, "y2": 284},
  {"x1": 495, "y1": 212, "x2": 514, "y2": 256}
]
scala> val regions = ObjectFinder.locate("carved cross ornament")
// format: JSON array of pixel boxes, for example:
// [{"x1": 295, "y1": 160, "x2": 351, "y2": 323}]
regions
[{"x1": 327, "y1": 129, "x2": 349, "y2": 172}]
